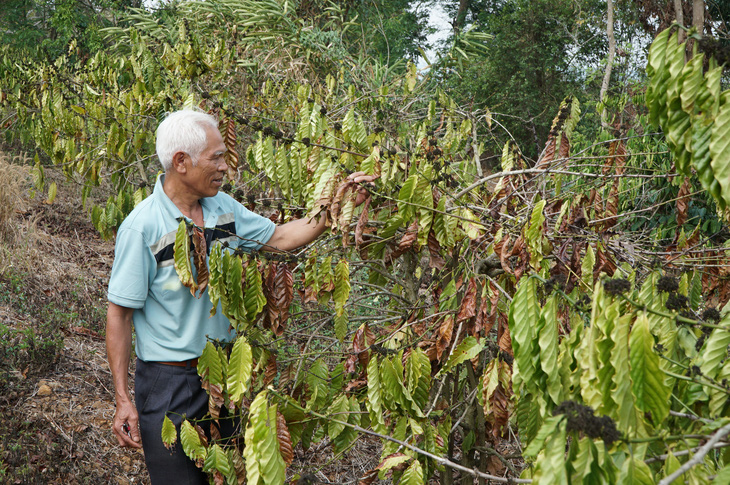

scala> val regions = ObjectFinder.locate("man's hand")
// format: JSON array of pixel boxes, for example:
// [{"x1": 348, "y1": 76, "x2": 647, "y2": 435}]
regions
[
  {"x1": 264, "y1": 171, "x2": 379, "y2": 252},
  {"x1": 345, "y1": 171, "x2": 379, "y2": 207},
  {"x1": 112, "y1": 399, "x2": 142, "y2": 448}
]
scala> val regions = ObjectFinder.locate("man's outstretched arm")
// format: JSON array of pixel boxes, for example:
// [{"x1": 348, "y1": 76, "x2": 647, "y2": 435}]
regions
[
  {"x1": 106, "y1": 302, "x2": 142, "y2": 448},
  {"x1": 264, "y1": 172, "x2": 378, "y2": 252}
]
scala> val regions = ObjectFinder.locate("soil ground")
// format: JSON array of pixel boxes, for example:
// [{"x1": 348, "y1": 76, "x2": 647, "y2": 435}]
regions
[{"x1": 0, "y1": 162, "x2": 149, "y2": 484}]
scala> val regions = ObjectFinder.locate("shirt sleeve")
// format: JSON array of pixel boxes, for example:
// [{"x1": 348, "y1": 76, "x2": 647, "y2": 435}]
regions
[
  {"x1": 233, "y1": 204, "x2": 276, "y2": 252},
  {"x1": 107, "y1": 227, "x2": 156, "y2": 309}
]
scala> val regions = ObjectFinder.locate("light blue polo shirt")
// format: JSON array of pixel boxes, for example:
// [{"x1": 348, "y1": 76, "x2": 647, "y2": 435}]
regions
[{"x1": 107, "y1": 174, "x2": 276, "y2": 362}]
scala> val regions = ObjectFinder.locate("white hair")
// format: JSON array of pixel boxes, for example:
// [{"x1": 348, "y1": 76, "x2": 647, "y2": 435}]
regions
[{"x1": 155, "y1": 110, "x2": 219, "y2": 170}]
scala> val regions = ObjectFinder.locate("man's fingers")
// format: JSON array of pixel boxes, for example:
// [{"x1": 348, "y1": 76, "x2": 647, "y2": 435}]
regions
[
  {"x1": 113, "y1": 413, "x2": 142, "y2": 449},
  {"x1": 115, "y1": 423, "x2": 142, "y2": 448},
  {"x1": 128, "y1": 422, "x2": 142, "y2": 447},
  {"x1": 346, "y1": 171, "x2": 379, "y2": 184}
]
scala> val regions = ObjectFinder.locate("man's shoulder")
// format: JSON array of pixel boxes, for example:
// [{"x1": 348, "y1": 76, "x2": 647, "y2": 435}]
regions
[{"x1": 118, "y1": 192, "x2": 168, "y2": 236}]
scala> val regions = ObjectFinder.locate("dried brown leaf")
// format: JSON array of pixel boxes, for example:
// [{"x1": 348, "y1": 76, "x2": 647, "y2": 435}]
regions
[
  {"x1": 435, "y1": 315, "x2": 454, "y2": 362},
  {"x1": 358, "y1": 469, "x2": 378, "y2": 485},
  {"x1": 355, "y1": 195, "x2": 371, "y2": 249},
  {"x1": 456, "y1": 277, "x2": 478, "y2": 323},
  {"x1": 558, "y1": 132, "x2": 570, "y2": 161},
  {"x1": 536, "y1": 135, "x2": 556, "y2": 170},
  {"x1": 497, "y1": 313, "x2": 512, "y2": 356},
  {"x1": 427, "y1": 230, "x2": 446, "y2": 269},
  {"x1": 276, "y1": 412, "x2": 294, "y2": 466},
  {"x1": 192, "y1": 226, "x2": 208, "y2": 297},
  {"x1": 676, "y1": 177, "x2": 691, "y2": 228},
  {"x1": 264, "y1": 353, "x2": 277, "y2": 386}
]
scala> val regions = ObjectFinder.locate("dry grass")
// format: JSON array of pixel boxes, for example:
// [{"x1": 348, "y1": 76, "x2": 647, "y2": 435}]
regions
[
  {"x1": 0, "y1": 151, "x2": 31, "y2": 245},
  {"x1": 0, "y1": 158, "x2": 141, "y2": 483}
]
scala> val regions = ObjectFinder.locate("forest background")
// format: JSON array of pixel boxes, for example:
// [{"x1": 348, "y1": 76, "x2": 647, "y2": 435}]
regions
[{"x1": 1, "y1": 0, "x2": 730, "y2": 483}]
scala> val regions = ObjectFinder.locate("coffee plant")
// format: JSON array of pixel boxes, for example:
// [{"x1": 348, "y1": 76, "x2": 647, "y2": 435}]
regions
[{"x1": 2, "y1": 3, "x2": 730, "y2": 482}]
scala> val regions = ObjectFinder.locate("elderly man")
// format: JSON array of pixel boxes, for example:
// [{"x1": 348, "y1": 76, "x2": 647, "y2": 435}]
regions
[{"x1": 106, "y1": 109, "x2": 372, "y2": 483}]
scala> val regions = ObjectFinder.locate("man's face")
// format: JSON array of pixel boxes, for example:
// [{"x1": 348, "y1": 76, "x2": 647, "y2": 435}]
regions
[{"x1": 185, "y1": 125, "x2": 228, "y2": 199}]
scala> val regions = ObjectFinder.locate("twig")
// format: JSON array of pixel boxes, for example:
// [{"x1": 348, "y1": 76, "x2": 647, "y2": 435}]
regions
[
  {"x1": 646, "y1": 442, "x2": 730, "y2": 464},
  {"x1": 658, "y1": 423, "x2": 730, "y2": 485},
  {"x1": 44, "y1": 412, "x2": 74, "y2": 445},
  {"x1": 267, "y1": 388, "x2": 533, "y2": 484},
  {"x1": 669, "y1": 410, "x2": 701, "y2": 421}
]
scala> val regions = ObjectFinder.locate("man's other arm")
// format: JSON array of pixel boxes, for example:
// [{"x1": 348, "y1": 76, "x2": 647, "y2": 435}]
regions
[{"x1": 106, "y1": 302, "x2": 142, "y2": 448}]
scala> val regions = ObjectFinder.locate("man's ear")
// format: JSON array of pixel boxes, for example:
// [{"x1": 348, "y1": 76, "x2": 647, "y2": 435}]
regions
[{"x1": 171, "y1": 151, "x2": 188, "y2": 174}]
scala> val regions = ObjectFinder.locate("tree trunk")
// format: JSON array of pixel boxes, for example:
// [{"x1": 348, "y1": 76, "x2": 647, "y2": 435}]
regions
[
  {"x1": 692, "y1": 0, "x2": 704, "y2": 34},
  {"x1": 687, "y1": 0, "x2": 704, "y2": 54},
  {"x1": 453, "y1": 0, "x2": 470, "y2": 35},
  {"x1": 600, "y1": 0, "x2": 616, "y2": 131},
  {"x1": 674, "y1": 0, "x2": 686, "y2": 43}
]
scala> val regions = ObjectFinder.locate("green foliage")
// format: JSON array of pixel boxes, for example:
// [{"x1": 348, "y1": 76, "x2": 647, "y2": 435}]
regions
[
  {"x1": 4, "y1": 2, "x2": 730, "y2": 483},
  {"x1": 646, "y1": 27, "x2": 730, "y2": 215},
  {"x1": 244, "y1": 391, "x2": 286, "y2": 485},
  {"x1": 442, "y1": 0, "x2": 606, "y2": 158}
]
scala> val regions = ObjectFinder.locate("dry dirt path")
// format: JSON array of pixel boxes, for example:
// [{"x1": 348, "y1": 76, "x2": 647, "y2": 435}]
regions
[{"x1": 0, "y1": 163, "x2": 148, "y2": 483}]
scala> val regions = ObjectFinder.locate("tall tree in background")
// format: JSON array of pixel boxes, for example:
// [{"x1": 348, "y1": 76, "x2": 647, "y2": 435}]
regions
[
  {"x1": 0, "y1": 0, "x2": 141, "y2": 58},
  {"x1": 442, "y1": 0, "x2": 608, "y2": 160},
  {"x1": 295, "y1": 0, "x2": 431, "y2": 67}
]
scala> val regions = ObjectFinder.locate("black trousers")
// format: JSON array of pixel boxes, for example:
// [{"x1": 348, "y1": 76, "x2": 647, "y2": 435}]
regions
[{"x1": 134, "y1": 359, "x2": 209, "y2": 485}]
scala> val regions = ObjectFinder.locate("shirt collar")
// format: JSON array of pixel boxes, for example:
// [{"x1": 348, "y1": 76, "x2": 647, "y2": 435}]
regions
[{"x1": 153, "y1": 173, "x2": 222, "y2": 228}]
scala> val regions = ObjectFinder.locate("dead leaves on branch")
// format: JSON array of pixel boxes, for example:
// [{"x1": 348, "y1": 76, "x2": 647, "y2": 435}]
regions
[{"x1": 262, "y1": 261, "x2": 294, "y2": 336}]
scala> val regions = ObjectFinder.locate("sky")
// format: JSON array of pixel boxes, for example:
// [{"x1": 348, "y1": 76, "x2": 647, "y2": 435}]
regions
[{"x1": 418, "y1": 2, "x2": 452, "y2": 68}]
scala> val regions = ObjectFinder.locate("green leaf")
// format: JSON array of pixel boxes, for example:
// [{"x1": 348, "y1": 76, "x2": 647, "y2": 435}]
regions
[
  {"x1": 537, "y1": 294, "x2": 561, "y2": 405},
  {"x1": 227, "y1": 336, "x2": 253, "y2": 404},
  {"x1": 378, "y1": 454, "x2": 412, "y2": 480},
  {"x1": 367, "y1": 357, "x2": 387, "y2": 433},
  {"x1": 433, "y1": 196, "x2": 455, "y2": 249},
  {"x1": 208, "y1": 243, "x2": 223, "y2": 316},
  {"x1": 709, "y1": 99, "x2": 730, "y2": 209},
  {"x1": 180, "y1": 419, "x2": 206, "y2": 464},
  {"x1": 223, "y1": 251, "x2": 244, "y2": 326},
  {"x1": 334, "y1": 310, "x2": 348, "y2": 343},
  {"x1": 698, "y1": 319, "x2": 730, "y2": 380},
  {"x1": 406, "y1": 348, "x2": 431, "y2": 411},
  {"x1": 327, "y1": 395, "x2": 350, "y2": 441},
  {"x1": 333, "y1": 259, "x2": 350, "y2": 314},
  {"x1": 244, "y1": 258, "x2": 266, "y2": 322},
  {"x1": 244, "y1": 391, "x2": 286, "y2": 485},
  {"x1": 709, "y1": 358, "x2": 730, "y2": 417},
  {"x1": 437, "y1": 336, "x2": 484, "y2": 377},
  {"x1": 380, "y1": 357, "x2": 424, "y2": 418},
  {"x1": 609, "y1": 314, "x2": 635, "y2": 431},
  {"x1": 531, "y1": 417, "x2": 568, "y2": 485},
  {"x1": 203, "y1": 443, "x2": 232, "y2": 476},
  {"x1": 508, "y1": 277, "x2": 540, "y2": 390},
  {"x1": 630, "y1": 312, "x2": 671, "y2": 424},
  {"x1": 618, "y1": 455, "x2": 655, "y2": 485},
  {"x1": 524, "y1": 414, "x2": 563, "y2": 458},
  {"x1": 662, "y1": 451, "x2": 680, "y2": 478},
  {"x1": 581, "y1": 245, "x2": 595, "y2": 290},
  {"x1": 526, "y1": 199, "x2": 546, "y2": 270},
  {"x1": 714, "y1": 464, "x2": 730, "y2": 484},
  {"x1": 306, "y1": 359, "x2": 329, "y2": 411},
  {"x1": 173, "y1": 219, "x2": 197, "y2": 295},
  {"x1": 399, "y1": 459, "x2": 424, "y2": 485},
  {"x1": 398, "y1": 174, "x2": 418, "y2": 221},
  {"x1": 198, "y1": 341, "x2": 224, "y2": 386},
  {"x1": 161, "y1": 415, "x2": 177, "y2": 449}
]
